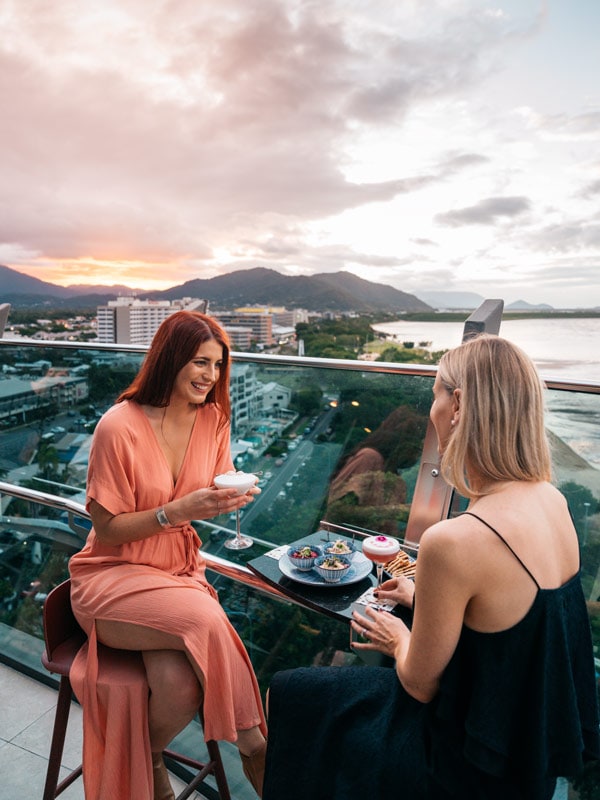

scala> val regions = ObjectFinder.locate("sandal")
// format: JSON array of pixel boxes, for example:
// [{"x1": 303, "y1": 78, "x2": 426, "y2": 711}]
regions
[{"x1": 152, "y1": 752, "x2": 175, "y2": 800}]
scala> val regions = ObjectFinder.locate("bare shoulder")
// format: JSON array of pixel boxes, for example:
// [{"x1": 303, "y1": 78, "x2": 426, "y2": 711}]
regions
[
  {"x1": 421, "y1": 514, "x2": 484, "y2": 547},
  {"x1": 544, "y1": 481, "x2": 571, "y2": 509},
  {"x1": 418, "y1": 515, "x2": 484, "y2": 574}
]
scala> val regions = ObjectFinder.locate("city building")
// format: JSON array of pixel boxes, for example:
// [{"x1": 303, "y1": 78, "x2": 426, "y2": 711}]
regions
[
  {"x1": 97, "y1": 297, "x2": 208, "y2": 345},
  {"x1": 213, "y1": 310, "x2": 274, "y2": 347},
  {"x1": 270, "y1": 308, "x2": 309, "y2": 327},
  {"x1": 258, "y1": 381, "x2": 292, "y2": 414},
  {"x1": 0, "y1": 372, "x2": 89, "y2": 425},
  {"x1": 229, "y1": 363, "x2": 261, "y2": 437},
  {"x1": 272, "y1": 324, "x2": 296, "y2": 346},
  {"x1": 225, "y1": 326, "x2": 254, "y2": 351}
]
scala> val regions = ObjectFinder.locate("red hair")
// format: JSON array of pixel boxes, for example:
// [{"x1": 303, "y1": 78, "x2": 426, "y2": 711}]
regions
[{"x1": 118, "y1": 311, "x2": 231, "y2": 423}]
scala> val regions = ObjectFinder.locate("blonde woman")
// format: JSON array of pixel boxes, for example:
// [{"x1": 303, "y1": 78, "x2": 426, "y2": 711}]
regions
[{"x1": 263, "y1": 335, "x2": 599, "y2": 800}]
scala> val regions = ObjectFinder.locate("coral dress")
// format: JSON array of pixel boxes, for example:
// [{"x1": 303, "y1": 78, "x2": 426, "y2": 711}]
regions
[{"x1": 69, "y1": 400, "x2": 266, "y2": 800}]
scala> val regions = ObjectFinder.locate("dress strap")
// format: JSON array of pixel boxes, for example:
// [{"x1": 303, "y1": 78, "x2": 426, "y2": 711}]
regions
[{"x1": 461, "y1": 511, "x2": 540, "y2": 589}]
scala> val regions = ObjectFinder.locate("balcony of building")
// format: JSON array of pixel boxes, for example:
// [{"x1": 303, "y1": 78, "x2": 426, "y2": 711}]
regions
[{"x1": 0, "y1": 309, "x2": 598, "y2": 798}]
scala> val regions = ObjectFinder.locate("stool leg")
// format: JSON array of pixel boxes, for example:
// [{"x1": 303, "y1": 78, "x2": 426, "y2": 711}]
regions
[
  {"x1": 42, "y1": 676, "x2": 73, "y2": 800},
  {"x1": 165, "y1": 740, "x2": 231, "y2": 800},
  {"x1": 207, "y1": 740, "x2": 231, "y2": 800}
]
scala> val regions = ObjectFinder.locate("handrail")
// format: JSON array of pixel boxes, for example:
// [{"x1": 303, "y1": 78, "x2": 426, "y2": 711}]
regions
[
  {"x1": 0, "y1": 480, "x2": 291, "y2": 604},
  {"x1": 0, "y1": 335, "x2": 598, "y2": 393},
  {"x1": 0, "y1": 335, "x2": 437, "y2": 376}
]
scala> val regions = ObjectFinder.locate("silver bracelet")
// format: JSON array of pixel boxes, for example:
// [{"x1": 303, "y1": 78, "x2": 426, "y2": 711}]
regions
[{"x1": 155, "y1": 506, "x2": 172, "y2": 529}]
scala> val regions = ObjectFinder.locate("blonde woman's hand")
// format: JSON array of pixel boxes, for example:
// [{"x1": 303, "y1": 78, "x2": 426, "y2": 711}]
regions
[
  {"x1": 351, "y1": 605, "x2": 410, "y2": 658},
  {"x1": 374, "y1": 575, "x2": 415, "y2": 608}
]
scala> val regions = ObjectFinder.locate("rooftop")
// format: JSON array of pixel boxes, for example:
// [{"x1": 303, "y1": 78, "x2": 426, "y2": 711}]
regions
[{"x1": 0, "y1": 306, "x2": 597, "y2": 799}]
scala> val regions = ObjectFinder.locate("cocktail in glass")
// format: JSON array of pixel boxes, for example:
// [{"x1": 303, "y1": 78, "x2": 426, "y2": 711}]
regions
[
  {"x1": 214, "y1": 471, "x2": 257, "y2": 550},
  {"x1": 362, "y1": 534, "x2": 401, "y2": 592}
]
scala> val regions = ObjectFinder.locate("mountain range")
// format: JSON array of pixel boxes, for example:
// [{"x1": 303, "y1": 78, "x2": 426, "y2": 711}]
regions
[
  {"x1": 415, "y1": 290, "x2": 555, "y2": 312},
  {"x1": 0, "y1": 264, "x2": 431, "y2": 313}
]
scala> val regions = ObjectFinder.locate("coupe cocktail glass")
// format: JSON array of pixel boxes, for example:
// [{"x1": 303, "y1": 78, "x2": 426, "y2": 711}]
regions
[
  {"x1": 362, "y1": 534, "x2": 401, "y2": 592},
  {"x1": 214, "y1": 472, "x2": 257, "y2": 550}
]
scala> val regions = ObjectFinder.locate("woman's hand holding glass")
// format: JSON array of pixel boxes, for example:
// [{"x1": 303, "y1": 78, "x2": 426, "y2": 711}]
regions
[
  {"x1": 351, "y1": 605, "x2": 410, "y2": 659},
  {"x1": 175, "y1": 484, "x2": 260, "y2": 523},
  {"x1": 374, "y1": 576, "x2": 415, "y2": 609}
]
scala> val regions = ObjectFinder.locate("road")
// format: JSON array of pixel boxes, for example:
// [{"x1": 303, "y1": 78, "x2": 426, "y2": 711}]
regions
[{"x1": 230, "y1": 406, "x2": 339, "y2": 537}]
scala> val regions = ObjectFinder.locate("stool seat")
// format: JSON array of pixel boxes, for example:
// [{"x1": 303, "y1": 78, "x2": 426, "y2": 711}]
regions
[{"x1": 41, "y1": 578, "x2": 231, "y2": 800}]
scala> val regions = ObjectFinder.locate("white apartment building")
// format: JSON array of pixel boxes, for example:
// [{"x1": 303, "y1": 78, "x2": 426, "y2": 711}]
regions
[
  {"x1": 97, "y1": 297, "x2": 208, "y2": 345},
  {"x1": 271, "y1": 308, "x2": 309, "y2": 327},
  {"x1": 259, "y1": 381, "x2": 293, "y2": 413},
  {"x1": 229, "y1": 363, "x2": 261, "y2": 436}
]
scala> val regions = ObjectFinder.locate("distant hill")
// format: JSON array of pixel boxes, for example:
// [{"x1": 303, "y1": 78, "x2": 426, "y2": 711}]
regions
[
  {"x1": 64, "y1": 282, "x2": 147, "y2": 296},
  {"x1": 0, "y1": 265, "x2": 149, "y2": 308},
  {"x1": 153, "y1": 268, "x2": 431, "y2": 313},
  {"x1": 506, "y1": 299, "x2": 555, "y2": 311},
  {"x1": 0, "y1": 264, "x2": 75, "y2": 300},
  {"x1": 414, "y1": 290, "x2": 486, "y2": 310},
  {"x1": 0, "y1": 264, "x2": 431, "y2": 313}
]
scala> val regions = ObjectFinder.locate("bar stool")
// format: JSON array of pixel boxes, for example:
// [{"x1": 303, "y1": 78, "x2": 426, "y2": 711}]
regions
[{"x1": 41, "y1": 579, "x2": 231, "y2": 800}]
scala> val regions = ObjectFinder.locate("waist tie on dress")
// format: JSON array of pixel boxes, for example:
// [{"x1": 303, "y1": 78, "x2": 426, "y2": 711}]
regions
[
  {"x1": 175, "y1": 524, "x2": 217, "y2": 598},
  {"x1": 182, "y1": 523, "x2": 201, "y2": 572}
]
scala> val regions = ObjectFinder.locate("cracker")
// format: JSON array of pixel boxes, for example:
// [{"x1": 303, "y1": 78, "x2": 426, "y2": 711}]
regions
[{"x1": 384, "y1": 550, "x2": 416, "y2": 578}]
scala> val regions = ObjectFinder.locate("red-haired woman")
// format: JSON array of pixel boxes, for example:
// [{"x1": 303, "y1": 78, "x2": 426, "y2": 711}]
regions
[{"x1": 69, "y1": 311, "x2": 267, "y2": 799}]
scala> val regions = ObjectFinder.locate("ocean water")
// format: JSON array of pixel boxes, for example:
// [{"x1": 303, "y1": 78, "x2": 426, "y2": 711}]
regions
[
  {"x1": 373, "y1": 317, "x2": 600, "y2": 470},
  {"x1": 373, "y1": 317, "x2": 600, "y2": 383}
]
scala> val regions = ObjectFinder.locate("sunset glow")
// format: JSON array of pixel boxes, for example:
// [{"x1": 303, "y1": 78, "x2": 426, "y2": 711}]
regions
[
  {"x1": 11, "y1": 258, "x2": 206, "y2": 292},
  {"x1": 0, "y1": 0, "x2": 598, "y2": 306}
]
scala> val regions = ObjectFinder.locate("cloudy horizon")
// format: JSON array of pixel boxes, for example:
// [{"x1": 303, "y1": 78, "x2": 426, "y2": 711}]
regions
[{"x1": 1, "y1": 0, "x2": 599, "y2": 308}]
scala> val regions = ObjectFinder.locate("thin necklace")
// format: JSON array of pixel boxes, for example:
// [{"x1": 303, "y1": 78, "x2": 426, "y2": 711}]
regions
[{"x1": 159, "y1": 407, "x2": 195, "y2": 455}]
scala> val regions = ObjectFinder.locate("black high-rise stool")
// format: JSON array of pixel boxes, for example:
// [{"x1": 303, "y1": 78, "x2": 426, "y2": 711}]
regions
[{"x1": 40, "y1": 579, "x2": 231, "y2": 800}]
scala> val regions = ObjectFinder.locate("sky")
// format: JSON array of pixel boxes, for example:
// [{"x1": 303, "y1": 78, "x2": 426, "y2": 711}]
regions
[{"x1": 0, "y1": 0, "x2": 599, "y2": 308}]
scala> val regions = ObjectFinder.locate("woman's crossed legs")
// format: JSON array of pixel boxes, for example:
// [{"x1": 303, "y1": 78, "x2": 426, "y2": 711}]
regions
[{"x1": 96, "y1": 619, "x2": 265, "y2": 757}]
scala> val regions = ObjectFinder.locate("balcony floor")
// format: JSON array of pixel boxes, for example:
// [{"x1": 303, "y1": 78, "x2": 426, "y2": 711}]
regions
[
  {"x1": 0, "y1": 661, "x2": 253, "y2": 799},
  {"x1": 0, "y1": 661, "x2": 573, "y2": 800}
]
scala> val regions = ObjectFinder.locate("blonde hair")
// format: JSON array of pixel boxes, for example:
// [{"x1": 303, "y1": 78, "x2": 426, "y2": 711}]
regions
[{"x1": 438, "y1": 334, "x2": 551, "y2": 498}]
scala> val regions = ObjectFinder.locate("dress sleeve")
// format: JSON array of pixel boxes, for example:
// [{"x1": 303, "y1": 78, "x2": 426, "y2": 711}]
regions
[{"x1": 86, "y1": 406, "x2": 138, "y2": 516}]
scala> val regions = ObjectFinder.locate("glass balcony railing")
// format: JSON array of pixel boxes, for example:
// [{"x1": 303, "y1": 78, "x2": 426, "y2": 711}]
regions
[{"x1": 0, "y1": 335, "x2": 599, "y2": 797}]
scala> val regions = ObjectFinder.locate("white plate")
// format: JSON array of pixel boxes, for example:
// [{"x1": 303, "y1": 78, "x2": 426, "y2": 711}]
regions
[{"x1": 278, "y1": 552, "x2": 373, "y2": 587}]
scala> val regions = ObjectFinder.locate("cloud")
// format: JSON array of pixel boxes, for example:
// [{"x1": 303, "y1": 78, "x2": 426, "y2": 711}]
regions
[
  {"x1": 543, "y1": 111, "x2": 600, "y2": 140},
  {"x1": 579, "y1": 179, "x2": 600, "y2": 199},
  {"x1": 525, "y1": 220, "x2": 600, "y2": 252},
  {"x1": 0, "y1": 0, "x2": 598, "y2": 307},
  {"x1": 435, "y1": 196, "x2": 531, "y2": 227},
  {"x1": 411, "y1": 237, "x2": 439, "y2": 247},
  {"x1": 438, "y1": 153, "x2": 491, "y2": 175},
  {"x1": 525, "y1": 261, "x2": 600, "y2": 286},
  {"x1": 0, "y1": 1, "x2": 527, "y2": 260}
]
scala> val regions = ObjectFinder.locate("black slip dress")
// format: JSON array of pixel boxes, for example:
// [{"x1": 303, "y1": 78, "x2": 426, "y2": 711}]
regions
[{"x1": 263, "y1": 512, "x2": 599, "y2": 800}]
